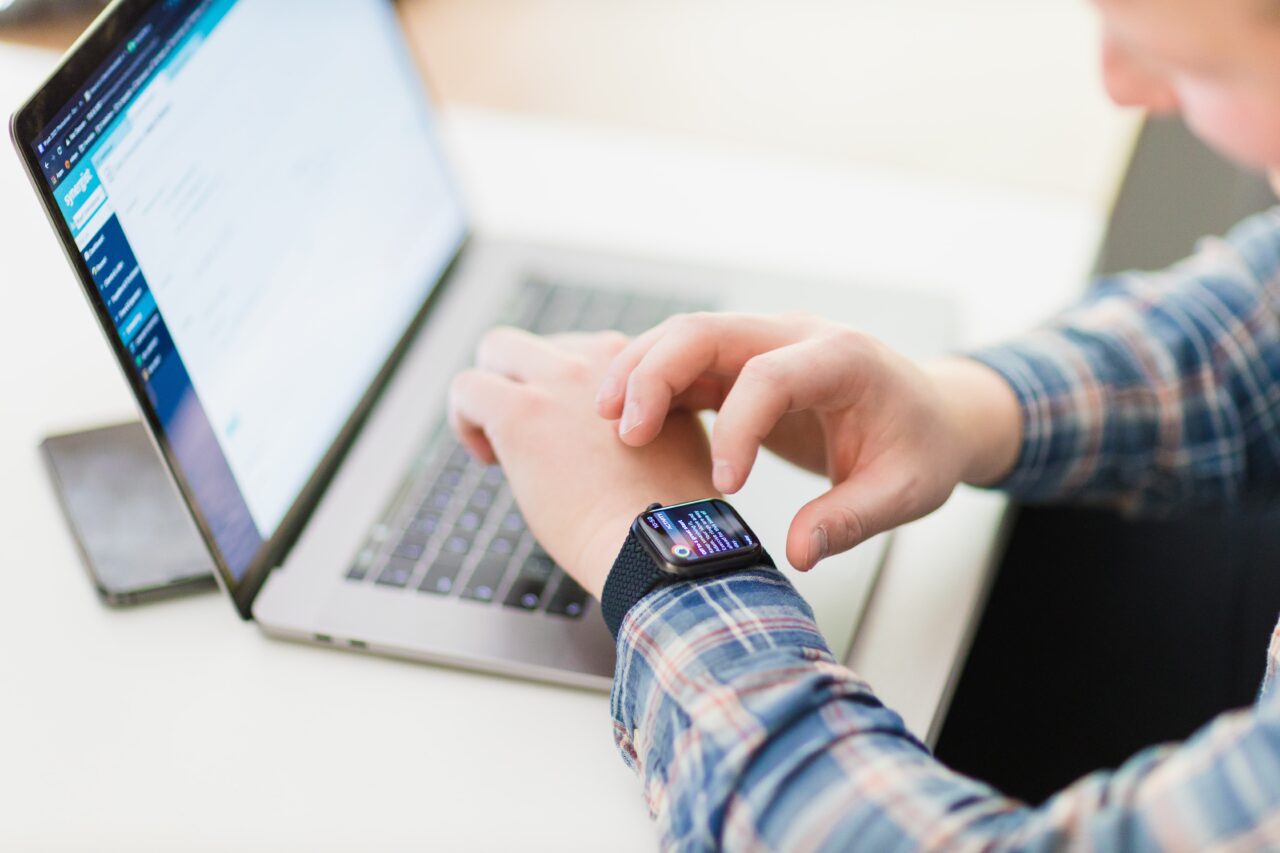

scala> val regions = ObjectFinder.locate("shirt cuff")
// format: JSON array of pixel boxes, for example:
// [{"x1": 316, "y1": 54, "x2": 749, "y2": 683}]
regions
[{"x1": 609, "y1": 566, "x2": 870, "y2": 758}]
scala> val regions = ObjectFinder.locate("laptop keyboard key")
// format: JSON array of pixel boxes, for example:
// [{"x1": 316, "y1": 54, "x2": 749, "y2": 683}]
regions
[
  {"x1": 521, "y1": 552, "x2": 555, "y2": 579},
  {"x1": 392, "y1": 540, "x2": 425, "y2": 561},
  {"x1": 408, "y1": 510, "x2": 441, "y2": 536},
  {"x1": 444, "y1": 443, "x2": 470, "y2": 469},
  {"x1": 500, "y1": 509, "x2": 525, "y2": 533},
  {"x1": 487, "y1": 533, "x2": 519, "y2": 557},
  {"x1": 419, "y1": 554, "x2": 465, "y2": 595},
  {"x1": 400, "y1": 528, "x2": 430, "y2": 548},
  {"x1": 442, "y1": 532, "x2": 474, "y2": 556},
  {"x1": 467, "y1": 486, "x2": 496, "y2": 511},
  {"x1": 503, "y1": 554, "x2": 556, "y2": 611},
  {"x1": 462, "y1": 555, "x2": 511, "y2": 603},
  {"x1": 424, "y1": 488, "x2": 454, "y2": 512},
  {"x1": 346, "y1": 547, "x2": 377, "y2": 581},
  {"x1": 503, "y1": 578, "x2": 547, "y2": 610},
  {"x1": 545, "y1": 572, "x2": 589, "y2": 618},
  {"x1": 377, "y1": 557, "x2": 417, "y2": 588}
]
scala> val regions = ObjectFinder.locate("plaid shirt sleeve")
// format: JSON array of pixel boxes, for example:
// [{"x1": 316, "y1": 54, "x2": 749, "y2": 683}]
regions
[
  {"x1": 611, "y1": 569, "x2": 1280, "y2": 850},
  {"x1": 969, "y1": 207, "x2": 1280, "y2": 513}
]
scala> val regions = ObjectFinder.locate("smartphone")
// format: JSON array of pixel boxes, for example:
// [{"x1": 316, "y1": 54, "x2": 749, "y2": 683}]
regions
[{"x1": 41, "y1": 422, "x2": 216, "y2": 605}]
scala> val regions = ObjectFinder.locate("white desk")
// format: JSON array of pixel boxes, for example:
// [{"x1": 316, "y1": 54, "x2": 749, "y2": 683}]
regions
[{"x1": 0, "y1": 41, "x2": 1138, "y2": 851}]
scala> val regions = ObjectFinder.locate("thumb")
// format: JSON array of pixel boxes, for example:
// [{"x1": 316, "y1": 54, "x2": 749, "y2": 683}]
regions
[{"x1": 785, "y1": 472, "x2": 916, "y2": 571}]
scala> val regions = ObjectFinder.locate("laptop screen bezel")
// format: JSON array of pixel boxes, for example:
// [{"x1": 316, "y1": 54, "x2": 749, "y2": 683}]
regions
[{"x1": 9, "y1": 0, "x2": 472, "y2": 618}]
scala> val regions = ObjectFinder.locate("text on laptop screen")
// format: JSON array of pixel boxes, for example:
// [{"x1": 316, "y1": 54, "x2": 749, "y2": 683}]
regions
[{"x1": 27, "y1": 0, "x2": 468, "y2": 580}]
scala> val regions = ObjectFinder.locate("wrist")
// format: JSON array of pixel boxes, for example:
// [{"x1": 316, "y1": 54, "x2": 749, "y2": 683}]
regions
[
  {"x1": 924, "y1": 356, "x2": 1023, "y2": 487},
  {"x1": 571, "y1": 487, "x2": 722, "y2": 600},
  {"x1": 573, "y1": 504, "x2": 638, "y2": 601}
]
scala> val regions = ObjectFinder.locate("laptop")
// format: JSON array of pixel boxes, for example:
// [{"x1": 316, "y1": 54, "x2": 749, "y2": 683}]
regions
[{"x1": 11, "y1": 0, "x2": 956, "y2": 689}]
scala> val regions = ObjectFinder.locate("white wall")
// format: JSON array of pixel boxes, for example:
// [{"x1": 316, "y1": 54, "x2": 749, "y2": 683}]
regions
[{"x1": 406, "y1": 0, "x2": 1137, "y2": 208}]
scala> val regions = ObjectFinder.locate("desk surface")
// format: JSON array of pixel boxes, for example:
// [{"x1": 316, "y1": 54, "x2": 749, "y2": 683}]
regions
[{"x1": 0, "y1": 19, "x2": 1137, "y2": 851}]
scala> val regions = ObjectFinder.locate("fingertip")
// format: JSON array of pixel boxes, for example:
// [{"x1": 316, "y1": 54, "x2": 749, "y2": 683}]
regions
[
  {"x1": 618, "y1": 417, "x2": 657, "y2": 447},
  {"x1": 617, "y1": 426, "x2": 643, "y2": 446},
  {"x1": 784, "y1": 535, "x2": 815, "y2": 572},
  {"x1": 595, "y1": 374, "x2": 622, "y2": 406},
  {"x1": 709, "y1": 442, "x2": 754, "y2": 493},
  {"x1": 709, "y1": 423, "x2": 764, "y2": 495},
  {"x1": 785, "y1": 517, "x2": 831, "y2": 572},
  {"x1": 712, "y1": 460, "x2": 737, "y2": 494},
  {"x1": 596, "y1": 396, "x2": 624, "y2": 420},
  {"x1": 618, "y1": 396, "x2": 644, "y2": 439}
]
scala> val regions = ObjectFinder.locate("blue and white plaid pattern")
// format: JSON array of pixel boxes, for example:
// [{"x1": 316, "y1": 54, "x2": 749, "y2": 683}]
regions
[
  {"x1": 609, "y1": 208, "x2": 1280, "y2": 850},
  {"x1": 972, "y1": 208, "x2": 1280, "y2": 513}
]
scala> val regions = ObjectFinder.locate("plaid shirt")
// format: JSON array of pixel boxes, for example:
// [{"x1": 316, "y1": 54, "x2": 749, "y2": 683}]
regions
[{"x1": 609, "y1": 208, "x2": 1280, "y2": 850}]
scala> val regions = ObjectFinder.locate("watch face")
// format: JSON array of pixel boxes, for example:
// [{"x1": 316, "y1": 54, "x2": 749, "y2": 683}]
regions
[{"x1": 636, "y1": 499, "x2": 759, "y2": 570}]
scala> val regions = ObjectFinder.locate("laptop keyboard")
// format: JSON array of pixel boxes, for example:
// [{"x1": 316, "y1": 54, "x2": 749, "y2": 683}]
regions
[{"x1": 345, "y1": 279, "x2": 710, "y2": 619}]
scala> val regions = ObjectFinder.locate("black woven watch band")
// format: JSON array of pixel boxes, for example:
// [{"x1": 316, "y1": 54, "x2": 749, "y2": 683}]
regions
[{"x1": 601, "y1": 531, "x2": 668, "y2": 640}]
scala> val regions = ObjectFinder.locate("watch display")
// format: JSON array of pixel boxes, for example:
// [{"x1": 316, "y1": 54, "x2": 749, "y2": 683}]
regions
[
  {"x1": 634, "y1": 499, "x2": 760, "y2": 569},
  {"x1": 604, "y1": 497, "x2": 771, "y2": 637}
]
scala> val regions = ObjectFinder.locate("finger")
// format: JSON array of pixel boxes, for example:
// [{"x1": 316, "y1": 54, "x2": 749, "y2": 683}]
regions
[
  {"x1": 613, "y1": 314, "x2": 802, "y2": 447},
  {"x1": 447, "y1": 368, "x2": 527, "y2": 465},
  {"x1": 595, "y1": 320, "x2": 674, "y2": 419},
  {"x1": 596, "y1": 312, "x2": 763, "y2": 419},
  {"x1": 710, "y1": 338, "x2": 855, "y2": 493},
  {"x1": 615, "y1": 318, "x2": 726, "y2": 446},
  {"x1": 475, "y1": 326, "x2": 565, "y2": 382},
  {"x1": 785, "y1": 469, "x2": 918, "y2": 571}
]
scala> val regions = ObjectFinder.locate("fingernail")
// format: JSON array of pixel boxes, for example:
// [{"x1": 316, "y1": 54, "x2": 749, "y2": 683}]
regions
[
  {"x1": 712, "y1": 460, "x2": 735, "y2": 493},
  {"x1": 809, "y1": 527, "x2": 828, "y2": 566},
  {"x1": 619, "y1": 401, "x2": 642, "y2": 436},
  {"x1": 595, "y1": 376, "x2": 620, "y2": 404}
]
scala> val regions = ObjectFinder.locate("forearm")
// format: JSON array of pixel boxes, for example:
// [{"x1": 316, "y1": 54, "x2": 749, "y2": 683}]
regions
[
  {"x1": 957, "y1": 209, "x2": 1280, "y2": 512},
  {"x1": 612, "y1": 570, "x2": 1280, "y2": 850}
]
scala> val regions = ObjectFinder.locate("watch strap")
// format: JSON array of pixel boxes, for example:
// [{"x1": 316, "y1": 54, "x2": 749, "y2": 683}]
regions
[
  {"x1": 601, "y1": 531, "x2": 668, "y2": 640},
  {"x1": 600, "y1": 528, "x2": 778, "y2": 641}
]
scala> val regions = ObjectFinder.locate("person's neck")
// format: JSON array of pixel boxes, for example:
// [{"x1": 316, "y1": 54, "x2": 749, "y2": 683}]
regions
[{"x1": 1270, "y1": 167, "x2": 1280, "y2": 199}]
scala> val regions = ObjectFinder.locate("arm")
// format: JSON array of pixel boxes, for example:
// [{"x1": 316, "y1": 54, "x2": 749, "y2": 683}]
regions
[
  {"x1": 615, "y1": 570, "x2": 1280, "y2": 850},
  {"x1": 596, "y1": 208, "x2": 1280, "y2": 540},
  {"x1": 969, "y1": 207, "x2": 1280, "y2": 512},
  {"x1": 445, "y1": 325, "x2": 1280, "y2": 849}
]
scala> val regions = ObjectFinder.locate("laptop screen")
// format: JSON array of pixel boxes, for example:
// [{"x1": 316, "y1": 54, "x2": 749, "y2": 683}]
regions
[{"x1": 22, "y1": 0, "x2": 468, "y2": 583}]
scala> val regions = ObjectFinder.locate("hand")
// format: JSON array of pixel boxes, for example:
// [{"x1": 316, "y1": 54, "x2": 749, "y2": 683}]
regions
[
  {"x1": 595, "y1": 313, "x2": 1021, "y2": 570},
  {"x1": 448, "y1": 328, "x2": 719, "y2": 599}
]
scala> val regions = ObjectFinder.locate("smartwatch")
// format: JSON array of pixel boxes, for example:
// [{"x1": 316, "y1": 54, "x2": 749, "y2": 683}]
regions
[{"x1": 601, "y1": 498, "x2": 775, "y2": 638}]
